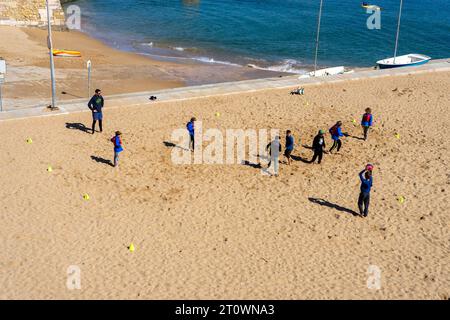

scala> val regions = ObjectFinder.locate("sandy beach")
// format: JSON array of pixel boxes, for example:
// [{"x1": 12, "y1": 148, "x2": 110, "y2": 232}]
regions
[
  {"x1": 0, "y1": 26, "x2": 290, "y2": 110},
  {"x1": 0, "y1": 64, "x2": 449, "y2": 299}
]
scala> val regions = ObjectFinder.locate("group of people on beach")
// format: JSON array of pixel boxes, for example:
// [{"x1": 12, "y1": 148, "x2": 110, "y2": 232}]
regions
[
  {"x1": 86, "y1": 89, "x2": 373, "y2": 217},
  {"x1": 185, "y1": 108, "x2": 374, "y2": 217},
  {"x1": 262, "y1": 107, "x2": 374, "y2": 169}
]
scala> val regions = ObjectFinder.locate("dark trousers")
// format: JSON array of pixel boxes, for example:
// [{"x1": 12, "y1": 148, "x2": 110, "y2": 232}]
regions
[
  {"x1": 311, "y1": 149, "x2": 323, "y2": 164},
  {"x1": 363, "y1": 126, "x2": 370, "y2": 140},
  {"x1": 358, "y1": 192, "x2": 370, "y2": 217},
  {"x1": 92, "y1": 120, "x2": 103, "y2": 133},
  {"x1": 189, "y1": 134, "x2": 195, "y2": 150},
  {"x1": 329, "y1": 139, "x2": 342, "y2": 152}
]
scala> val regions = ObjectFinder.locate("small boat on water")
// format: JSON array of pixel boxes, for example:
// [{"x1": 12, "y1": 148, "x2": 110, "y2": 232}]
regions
[
  {"x1": 376, "y1": 0, "x2": 430, "y2": 69},
  {"x1": 361, "y1": 3, "x2": 381, "y2": 11},
  {"x1": 52, "y1": 49, "x2": 81, "y2": 57},
  {"x1": 376, "y1": 54, "x2": 431, "y2": 69}
]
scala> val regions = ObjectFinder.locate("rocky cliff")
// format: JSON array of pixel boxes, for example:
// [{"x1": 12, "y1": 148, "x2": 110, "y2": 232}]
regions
[{"x1": 0, "y1": 0, "x2": 66, "y2": 28}]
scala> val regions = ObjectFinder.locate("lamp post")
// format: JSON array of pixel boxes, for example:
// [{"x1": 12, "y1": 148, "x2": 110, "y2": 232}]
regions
[
  {"x1": 87, "y1": 60, "x2": 92, "y2": 98},
  {"x1": 46, "y1": 0, "x2": 57, "y2": 109}
]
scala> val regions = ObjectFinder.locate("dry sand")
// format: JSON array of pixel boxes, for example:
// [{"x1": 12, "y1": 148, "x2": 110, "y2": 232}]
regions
[
  {"x1": 0, "y1": 26, "x2": 289, "y2": 110},
  {"x1": 0, "y1": 26, "x2": 184, "y2": 107},
  {"x1": 0, "y1": 69, "x2": 449, "y2": 299}
]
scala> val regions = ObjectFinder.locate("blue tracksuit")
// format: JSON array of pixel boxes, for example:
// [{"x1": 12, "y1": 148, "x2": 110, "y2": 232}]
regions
[
  {"x1": 361, "y1": 113, "x2": 373, "y2": 127},
  {"x1": 285, "y1": 135, "x2": 294, "y2": 151},
  {"x1": 331, "y1": 126, "x2": 344, "y2": 141},
  {"x1": 186, "y1": 122, "x2": 194, "y2": 136},
  {"x1": 359, "y1": 170, "x2": 373, "y2": 193},
  {"x1": 358, "y1": 170, "x2": 373, "y2": 216}
]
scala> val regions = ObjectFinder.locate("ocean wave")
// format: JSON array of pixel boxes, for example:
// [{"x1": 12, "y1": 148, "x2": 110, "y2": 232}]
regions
[
  {"x1": 192, "y1": 57, "x2": 242, "y2": 67},
  {"x1": 247, "y1": 59, "x2": 308, "y2": 74},
  {"x1": 141, "y1": 42, "x2": 154, "y2": 47}
]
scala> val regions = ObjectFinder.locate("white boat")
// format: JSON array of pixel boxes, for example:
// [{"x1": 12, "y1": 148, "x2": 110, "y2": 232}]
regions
[
  {"x1": 310, "y1": 66, "x2": 345, "y2": 77},
  {"x1": 376, "y1": 54, "x2": 431, "y2": 69},
  {"x1": 377, "y1": 0, "x2": 430, "y2": 69},
  {"x1": 299, "y1": 66, "x2": 347, "y2": 79}
]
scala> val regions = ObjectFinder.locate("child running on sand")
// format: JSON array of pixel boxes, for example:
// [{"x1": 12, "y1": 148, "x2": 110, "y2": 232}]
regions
[
  {"x1": 284, "y1": 130, "x2": 295, "y2": 165},
  {"x1": 111, "y1": 131, "x2": 123, "y2": 167},
  {"x1": 329, "y1": 121, "x2": 344, "y2": 153},
  {"x1": 358, "y1": 165, "x2": 373, "y2": 217},
  {"x1": 361, "y1": 108, "x2": 373, "y2": 141}
]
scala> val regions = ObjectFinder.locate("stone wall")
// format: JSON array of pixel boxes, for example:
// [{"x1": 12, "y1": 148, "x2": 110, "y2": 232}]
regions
[{"x1": 0, "y1": 0, "x2": 66, "y2": 28}]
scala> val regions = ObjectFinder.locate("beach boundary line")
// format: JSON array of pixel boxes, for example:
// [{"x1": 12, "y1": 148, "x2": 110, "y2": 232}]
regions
[{"x1": 1, "y1": 58, "x2": 449, "y2": 122}]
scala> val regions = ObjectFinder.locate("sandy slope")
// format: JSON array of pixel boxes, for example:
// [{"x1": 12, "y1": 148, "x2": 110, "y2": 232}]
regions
[{"x1": 0, "y1": 71, "x2": 449, "y2": 299}]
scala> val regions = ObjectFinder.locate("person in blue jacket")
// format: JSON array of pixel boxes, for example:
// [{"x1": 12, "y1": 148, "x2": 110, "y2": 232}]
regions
[
  {"x1": 284, "y1": 130, "x2": 295, "y2": 165},
  {"x1": 88, "y1": 89, "x2": 104, "y2": 134},
  {"x1": 329, "y1": 121, "x2": 344, "y2": 153},
  {"x1": 186, "y1": 117, "x2": 196, "y2": 151},
  {"x1": 110, "y1": 131, "x2": 123, "y2": 167},
  {"x1": 361, "y1": 107, "x2": 373, "y2": 141},
  {"x1": 358, "y1": 167, "x2": 373, "y2": 217}
]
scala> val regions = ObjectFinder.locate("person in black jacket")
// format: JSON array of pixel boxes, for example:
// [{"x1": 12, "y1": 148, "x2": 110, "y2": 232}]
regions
[
  {"x1": 88, "y1": 89, "x2": 104, "y2": 134},
  {"x1": 310, "y1": 130, "x2": 326, "y2": 164}
]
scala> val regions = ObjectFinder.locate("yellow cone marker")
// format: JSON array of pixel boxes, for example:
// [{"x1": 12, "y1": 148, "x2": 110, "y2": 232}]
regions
[
  {"x1": 398, "y1": 196, "x2": 405, "y2": 204},
  {"x1": 82, "y1": 193, "x2": 90, "y2": 201},
  {"x1": 395, "y1": 133, "x2": 400, "y2": 139},
  {"x1": 129, "y1": 243, "x2": 135, "y2": 252},
  {"x1": 215, "y1": 112, "x2": 221, "y2": 117},
  {"x1": 26, "y1": 138, "x2": 33, "y2": 144},
  {"x1": 47, "y1": 166, "x2": 53, "y2": 172}
]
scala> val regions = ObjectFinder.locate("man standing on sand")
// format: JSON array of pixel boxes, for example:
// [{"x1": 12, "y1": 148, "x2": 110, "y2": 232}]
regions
[
  {"x1": 266, "y1": 136, "x2": 282, "y2": 176},
  {"x1": 310, "y1": 129, "x2": 326, "y2": 164},
  {"x1": 88, "y1": 89, "x2": 104, "y2": 134},
  {"x1": 186, "y1": 117, "x2": 196, "y2": 151},
  {"x1": 358, "y1": 166, "x2": 373, "y2": 217}
]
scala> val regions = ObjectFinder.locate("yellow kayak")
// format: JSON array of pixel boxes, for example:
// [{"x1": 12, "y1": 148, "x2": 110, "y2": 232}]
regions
[{"x1": 52, "y1": 49, "x2": 81, "y2": 57}]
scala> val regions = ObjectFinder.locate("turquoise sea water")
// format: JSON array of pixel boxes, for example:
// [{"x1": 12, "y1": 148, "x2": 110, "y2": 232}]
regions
[{"x1": 67, "y1": 0, "x2": 450, "y2": 73}]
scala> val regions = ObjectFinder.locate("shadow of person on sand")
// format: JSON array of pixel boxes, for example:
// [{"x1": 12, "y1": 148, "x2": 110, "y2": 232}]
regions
[
  {"x1": 61, "y1": 91, "x2": 84, "y2": 99},
  {"x1": 91, "y1": 155, "x2": 114, "y2": 167},
  {"x1": 163, "y1": 141, "x2": 190, "y2": 151},
  {"x1": 66, "y1": 122, "x2": 91, "y2": 133},
  {"x1": 291, "y1": 154, "x2": 311, "y2": 163},
  {"x1": 241, "y1": 160, "x2": 262, "y2": 169},
  {"x1": 347, "y1": 134, "x2": 365, "y2": 141},
  {"x1": 308, "y1": 197, "x2": 359, "y2": 216}
]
